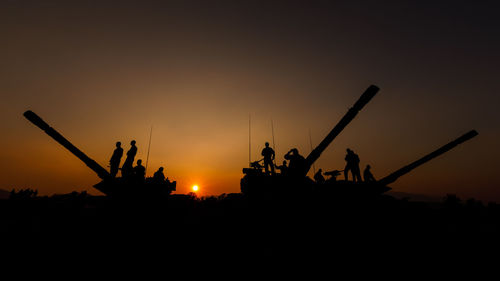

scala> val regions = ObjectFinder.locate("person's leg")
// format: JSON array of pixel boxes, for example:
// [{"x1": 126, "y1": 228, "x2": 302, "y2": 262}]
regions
[{"x1": 110, "y1": 164, "x2": 117, "y2": 177}]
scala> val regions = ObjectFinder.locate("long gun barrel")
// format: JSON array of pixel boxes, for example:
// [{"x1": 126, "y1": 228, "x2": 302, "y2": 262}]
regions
[
  {"x1": 304, "y1": 85, "x2": 379, "y2": 175},
  {"x1": 23, "y1": 110, "x2": 111, "y2": 180},
  {"x1": 378, "y1": 130, "x2": 478, "y2": 186}
]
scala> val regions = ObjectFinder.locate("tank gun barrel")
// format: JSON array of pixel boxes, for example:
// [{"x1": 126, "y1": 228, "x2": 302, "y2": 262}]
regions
[
  {"x1": 378, "y1": 130, "x2": 478, "y2": 186},
  {"x1": 23, "y1": 110, "x2": 111, "y2": 180},
  {"x1": 304, "y1": 85, "x2": 379, "y2": 175}
]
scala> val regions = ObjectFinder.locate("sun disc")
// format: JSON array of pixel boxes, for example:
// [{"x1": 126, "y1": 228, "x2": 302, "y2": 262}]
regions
[{"x1": 192, "y1": 185, "x2": 199, "y2": 192}]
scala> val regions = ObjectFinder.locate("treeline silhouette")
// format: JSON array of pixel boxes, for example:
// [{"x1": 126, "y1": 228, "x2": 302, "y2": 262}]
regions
[{"x1": 2, "y1": 190, "x2": 500, "y2": 238}]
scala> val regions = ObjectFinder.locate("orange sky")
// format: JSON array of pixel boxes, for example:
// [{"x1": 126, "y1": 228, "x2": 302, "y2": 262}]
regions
[{"x1": 0, "y1": 1, "x2": 499, "y2": 201}]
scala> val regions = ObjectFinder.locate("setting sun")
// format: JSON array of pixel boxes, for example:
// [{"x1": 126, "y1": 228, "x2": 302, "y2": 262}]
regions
[{"x1": 192, "y1": 185, "x2": 199, "y2": 192}]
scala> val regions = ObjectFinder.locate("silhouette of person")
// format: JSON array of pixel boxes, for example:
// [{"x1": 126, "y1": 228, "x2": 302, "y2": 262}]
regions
[
  {"x1": 344, "y1": 148, "x2": 362, "y2": 182},
  {"x1": 153, "y1": 167, "x2": 165, "y2": 183},
  {"x1": 314, "y1": 169, "x2": 325, "y2": 184},
  {"x1": 121, "y1": 140, "x2": 137, "y2": 179},
  {"x1": 275, "y1": 160, "x2": 288, "y2": 176},
  {"x1": 261, "y1": 142, "x2": 275, "y2": 175},
  {"x1": 109, "y1": 142, "x2": 123, "y2": 178},
  {"x1": 134, "y1": 159, "x2": 146, "y2": 183},
  {"x1": 284, "y1": 148, "x2": 306, "y2": 176},
  {"x1": 363, "y1": 165, "x2": 376, "y2": 182}
]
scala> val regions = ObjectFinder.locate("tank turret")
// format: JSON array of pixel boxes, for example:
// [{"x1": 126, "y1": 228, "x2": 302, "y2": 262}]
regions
[
  {"x1": 241, "y1": 85, "x2": 378, "y2": 195},
  {"x1": 23, "y1": 110, "x2": 176, "y2": 197},
  {"x1": 241, "y1": 84, "x2": 479, "y2": 198}
]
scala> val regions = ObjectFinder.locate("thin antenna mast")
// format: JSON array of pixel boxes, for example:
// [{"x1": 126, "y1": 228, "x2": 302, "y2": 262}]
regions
[
  {"x1": 145, "y1": 125, "x2": 153, "y2": 176},
  {"x1": 249, "y1": 114, "x2": 251, "y2": 166},
  {"x1": 271, "y1": 119, "x2": 276, "y2": 165},
  {"x1": 309, "y1": 129, "x2": 316, "y2": 175}
]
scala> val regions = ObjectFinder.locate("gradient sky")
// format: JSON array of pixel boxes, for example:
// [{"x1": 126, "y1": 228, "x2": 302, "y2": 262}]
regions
[{"x1": 1, "y1": 0, "x2": 499, "y2": 201}]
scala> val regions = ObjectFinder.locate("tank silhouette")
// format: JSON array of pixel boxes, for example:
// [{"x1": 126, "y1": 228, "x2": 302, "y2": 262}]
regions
[
  {"x1": 240, "y1": 85, "x2": 478, "y2": 197},
  {"x1": 23, "y1": 111, "x2": 176, "y2": 199}
]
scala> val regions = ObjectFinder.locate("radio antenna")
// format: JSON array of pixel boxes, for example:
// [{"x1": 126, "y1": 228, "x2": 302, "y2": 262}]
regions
[
  {"x1": 271, "y1": 119, "x2": 276, "y2": 165},
  {"x1": 309, "y1": 129, "x2": 316, "y2": 175},
  {"x1": 145, "y1": 125, "x2": 153, "y2": 176},
  {"x1": 249, "y1": 114, "x2": 251, "y2": 166}
]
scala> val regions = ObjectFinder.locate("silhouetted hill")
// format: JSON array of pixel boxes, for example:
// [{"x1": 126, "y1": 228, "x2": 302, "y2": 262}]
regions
[{"x1": 0, "y1": 189, "x2": 10, "y2": 199}]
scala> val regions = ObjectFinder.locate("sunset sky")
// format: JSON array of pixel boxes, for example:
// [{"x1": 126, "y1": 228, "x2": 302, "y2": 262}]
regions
[{"x1": 1, "y1": 0, "x2": 499, "y2": 201}]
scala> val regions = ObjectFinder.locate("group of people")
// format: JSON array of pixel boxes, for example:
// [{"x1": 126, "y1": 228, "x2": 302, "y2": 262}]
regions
[
  {"x1": 259, "y1": 142, "x2": 306, "y2": 176},
  {"x1": 341, "y1": 148, "x2": 376, "y2": 183},
  {"x1": 259, "y1": 142, "x2": 376, "y2": 183},
  {"x1": 313, "y1": 148, "x2": 375, "y2": 183},
  {"x1": 109, "y1": 141, "x2": 166, "y2": 184}
]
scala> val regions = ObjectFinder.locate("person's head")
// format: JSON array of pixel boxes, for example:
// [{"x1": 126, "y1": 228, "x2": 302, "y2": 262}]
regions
[
  {"x1": 366, "y1": 164, "x2": 371, "y2": 169},
  {"x1": 159, "y1": 167, "x2": 164, "y2": 172},
  {"x1": 283, "y1": 160, "x2": 287, "y2": 165},
  {"x1": 291, "y1": 148, "x2": 298, "y2": 155},
  {"x1": 137, "y1": 159, "x2": 142, "y2": 165},
  {"x1": 265, "y1": 142, "x2": 269, "y2": 147},
  {"x1": 131, "y1": 140, "x2": 136, "y2": 146},
  {"x1": 346, "y1": 148, "x2": 352, "y2": 153},
  {"x1": 318, "y1": 168, "x2": 322, "y2": 172},
  {"x1": 116, "y1": 141, "x2": 121, "y2": 147}
]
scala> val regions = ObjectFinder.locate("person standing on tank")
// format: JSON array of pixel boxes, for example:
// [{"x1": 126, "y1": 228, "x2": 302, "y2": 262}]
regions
[
  {"x1": 121, "y1": 140, "x2": 138, "y2": 178},
  {"x1": 109, "y1": 141, "x2": 123, "y2": 178},
  {"x1": 344, "y1": 148, "x2": 362, "y2": 182},
  {"x1": 261, "y1": 142, "x2": 275, "y2": 175}
]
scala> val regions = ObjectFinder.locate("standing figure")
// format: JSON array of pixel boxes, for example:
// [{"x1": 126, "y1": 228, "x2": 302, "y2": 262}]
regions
[
  {"x1": 284, "y1": 148, "x2": 306, "y2": 176},
  {"x1": 363, "y1": 165, "x2": 376, "y2": 182},
  {"x1": 109, "y1": 141, "x2": 123, "y2": 178},
  {"x1": 314, "y1": 169, "x2": 325, "y2": 184},
  {"x1": 261, "y1": 142, "x2": 275, "y2": 175},
  {"x1": 121, "y1": 140, "x2": 137, "y2": 179},
  {"x1": 344, "y1": 148, "x2": 362, "y2": 182},
  {"x1": 134, "y1": 159, "x2": 146, "y2": 183}
]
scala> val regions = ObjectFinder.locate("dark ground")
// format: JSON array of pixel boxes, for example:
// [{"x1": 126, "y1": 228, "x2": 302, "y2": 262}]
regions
[{"x1": 1, "y1": 191, "x2": 499, "y2": 278}]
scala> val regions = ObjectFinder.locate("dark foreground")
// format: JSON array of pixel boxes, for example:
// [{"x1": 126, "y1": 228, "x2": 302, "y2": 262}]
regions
[{"x1": 1, "y1": 192, "x2": 499, "y2": 278}]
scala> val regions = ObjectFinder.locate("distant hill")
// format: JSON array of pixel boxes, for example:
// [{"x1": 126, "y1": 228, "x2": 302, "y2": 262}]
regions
[
  {"x1": 387, "y1": 191, "x2": 440, "y2": 202},
  {"x1": 0, "y1": 189, "x2": 11, "y2": 199}
]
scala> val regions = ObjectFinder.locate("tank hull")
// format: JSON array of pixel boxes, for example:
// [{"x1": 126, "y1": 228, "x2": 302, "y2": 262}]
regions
[
  {"x1": 94, "y1": 178, "x2": 176, "y2": 199},
  {"x1": 241, "y1": 172, "x2": 390, "y2": 200}
]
